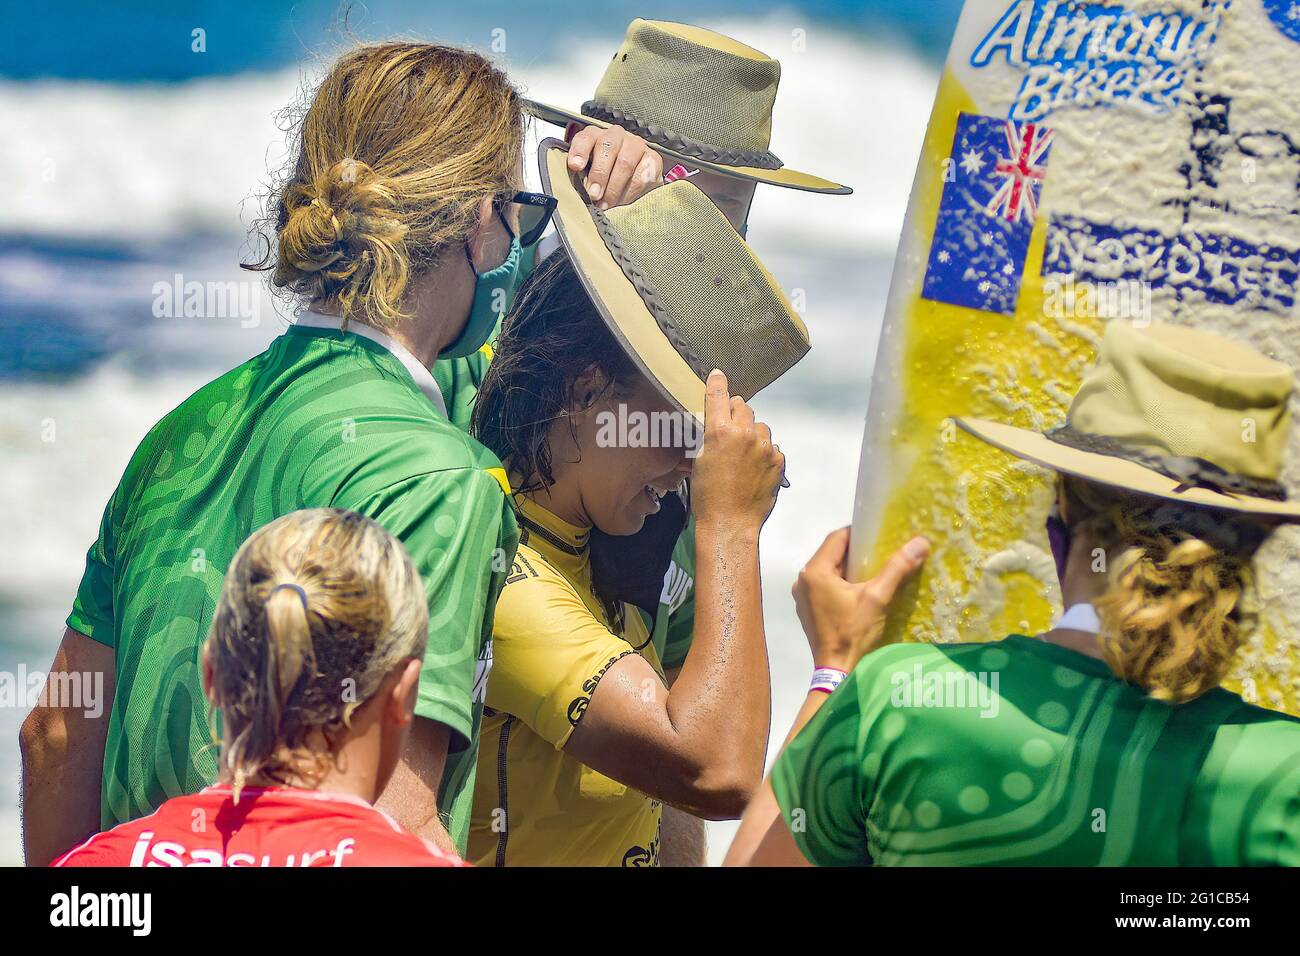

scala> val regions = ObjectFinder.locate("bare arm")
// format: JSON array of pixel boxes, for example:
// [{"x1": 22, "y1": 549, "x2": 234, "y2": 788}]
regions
[
  {"x1": 724, "y1": 694, "x2": 826, "y2": 867},
  {"x1": 375, "y1": 716, "x2": 453, "y2": 853},
  {"x1": 657, "y1": 667, "x2": 706, "y2": 866},
  {"x1": 725, "y1": 530, "x2": 929, "y2": 867},
  {"x1": 563, "y1": 371, "x2": 783, "y2": 820},
  {"x1": 20, "y1": 627, "x2": 114, "y2": 866},
  {"x1": 565, "y1": 522, "x2": 767, "y2": 819}
]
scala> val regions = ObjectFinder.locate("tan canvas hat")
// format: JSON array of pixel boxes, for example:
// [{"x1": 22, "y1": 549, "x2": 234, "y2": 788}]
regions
[
  {"x1": 956, "y1": 322, "x2": 1299, "y2": 520},
  {"x1": 537, "y1": 137, "x2": 810, "y2": 422},
  {"x1": 524, "y1": 18, "x2": 851, "y2": 195}
]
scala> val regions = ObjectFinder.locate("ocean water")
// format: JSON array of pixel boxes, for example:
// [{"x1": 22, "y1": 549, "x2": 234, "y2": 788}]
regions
[{"x1": 0, "y1": 10, "x2": 942, "y2": 866}]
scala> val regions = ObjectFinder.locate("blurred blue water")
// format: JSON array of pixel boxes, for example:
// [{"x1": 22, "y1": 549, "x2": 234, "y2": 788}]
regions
[
  {"x1": 0, "y1": 0, "x2": 939, "y2": 864},
  {"x1": 1, "y1": 0, "x2": 962, "y2": 80}
]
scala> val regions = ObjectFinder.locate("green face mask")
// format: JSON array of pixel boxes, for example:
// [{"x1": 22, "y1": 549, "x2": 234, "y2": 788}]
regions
[{"x1": 443, "y1": 228, "x2": 522, "y2": 359}]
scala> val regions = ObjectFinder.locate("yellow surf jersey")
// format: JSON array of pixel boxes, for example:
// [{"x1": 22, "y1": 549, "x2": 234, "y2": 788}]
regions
[{"x1": 468, "y1": 496, "x2": 664, "y2": 866}]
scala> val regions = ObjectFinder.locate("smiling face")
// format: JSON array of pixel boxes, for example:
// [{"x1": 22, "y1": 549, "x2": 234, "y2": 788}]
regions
[
  {"x1": 548, "y1": 370, "x2": 695, "y2": 536},
  {"x1": 474, "y1": 248, "x2": 702, "y2": 536}
]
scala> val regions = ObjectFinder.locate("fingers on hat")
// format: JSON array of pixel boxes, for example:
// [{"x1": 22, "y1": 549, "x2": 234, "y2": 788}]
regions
[
  {"x1": 705, "y1": 369, "x2": 731, "y2": 426},
  {"x1": 730, "y1": 394, "x2": 754, "y2": 427}
]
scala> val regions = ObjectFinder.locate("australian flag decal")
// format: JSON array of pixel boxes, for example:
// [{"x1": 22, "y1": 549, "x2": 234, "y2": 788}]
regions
[{"x1": 922, "y1": 112, "x2": 1054, "y2": 315}]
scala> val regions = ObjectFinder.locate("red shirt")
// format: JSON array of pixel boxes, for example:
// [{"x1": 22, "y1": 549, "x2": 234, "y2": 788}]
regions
[{"x1": 52, "y1": 787, "x2": 467, "y2": 867}]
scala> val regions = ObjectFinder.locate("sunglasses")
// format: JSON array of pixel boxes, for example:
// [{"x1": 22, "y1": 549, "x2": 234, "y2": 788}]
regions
[{"x1": 495, "y1": 191, "x2": 558, "y2": 247}]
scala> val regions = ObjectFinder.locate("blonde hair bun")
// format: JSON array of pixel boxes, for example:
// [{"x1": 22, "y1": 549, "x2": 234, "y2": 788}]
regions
[
  {"x1": 246, "y1": 42, "x2": 523, "y2": 330},
  {"x1": 277, "y1": 158, "x2": 406, "y2": 321}
]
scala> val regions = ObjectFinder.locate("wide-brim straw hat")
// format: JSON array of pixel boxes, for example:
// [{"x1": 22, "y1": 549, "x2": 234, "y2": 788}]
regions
[
  {"x1": 524, "y1": 18, "x2": 851, "y2": 195},
  {"x1": 537, "y1": 136, "x2": 810, "y2": 423},
  {"x1": 956, "y1": 322, "x2": 1300, "y2": 520}
]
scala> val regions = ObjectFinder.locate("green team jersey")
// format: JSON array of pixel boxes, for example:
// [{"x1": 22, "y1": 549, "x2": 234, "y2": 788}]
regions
[
  {"x1": 69, "y1": 324, "x2": 518, "y2": 852},
  {"x1": 644, "y1": 518, "x2": 695, "y2": 671},
  {"x1": 433, "y1": 340, "x2": 494, "y2": 435},
  {"x1": 434, "y1": 239, "x2": 698, "y2": 670},
  {"x1": 773, "y1": 635, "x2": 1300, "y2": 866}
]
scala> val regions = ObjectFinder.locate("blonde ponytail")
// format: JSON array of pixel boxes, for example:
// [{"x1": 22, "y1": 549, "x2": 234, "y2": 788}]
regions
[
  {"x1": 207, "y1": 509, "x2": 428, "y2": 795},
  {"x1": 264, "y1": 583, "x2": 314, "y2": 707},
  {"x1": 1060, "y1": 476, "x2": 1272, "y2": 703}
]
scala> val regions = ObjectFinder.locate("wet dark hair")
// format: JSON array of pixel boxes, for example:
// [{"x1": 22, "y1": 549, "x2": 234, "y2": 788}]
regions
[
  {"x1": 473, "y1": 251, "x2": 642, "y2": 633},
  {"x1": 473, "y1": 250, "x2": 639, "y2": 495}
]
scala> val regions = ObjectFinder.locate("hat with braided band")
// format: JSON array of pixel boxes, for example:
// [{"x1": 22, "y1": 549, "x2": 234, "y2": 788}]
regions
[
  {"x1": 957, "y1": 322, "x2": 1300, "y2": 520},
  {"x1": 524, "y1": 19, "x2": 850, "y2": 195},
  {"x1": 537, "y1": 137, "x2": 810, "y2": 423}
]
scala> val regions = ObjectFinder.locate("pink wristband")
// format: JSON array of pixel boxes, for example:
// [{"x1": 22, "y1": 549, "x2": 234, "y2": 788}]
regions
[
  {"x1": 810, "y1": 667, "x2": 848, "y2": 695},
  {"x1": 664, "y1": 163, "x2": 699, "y2": 183}
]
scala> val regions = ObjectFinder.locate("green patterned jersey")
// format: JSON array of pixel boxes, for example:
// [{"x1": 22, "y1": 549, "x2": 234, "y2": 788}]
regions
[
  {"x1": 772, "y1": 635, "x2": 1300, "y2": 866},
  {"x1": 433, "y1": 341, "x2": 494, "y2": 435},
  {"x1": 69, "y1": 324, "x2": 518, "y2": 852},
  {"x1": 643, "y1": 517, "x2": 696, "y2": 672}
]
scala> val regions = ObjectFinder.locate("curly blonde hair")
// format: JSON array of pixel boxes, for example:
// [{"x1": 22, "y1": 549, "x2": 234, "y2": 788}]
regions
[
  {"x1": 246, "y1": 41, "x2": 523, "y2": 329},
  {"x1": 1059, "y1": 475, "x2": 1276, "y2": 704},
  {"x1": 205, "y1": 509, "x2": 428, "y2": 798}
]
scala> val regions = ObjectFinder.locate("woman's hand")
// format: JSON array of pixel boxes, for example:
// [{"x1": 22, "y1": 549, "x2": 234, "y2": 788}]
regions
[
  {"x1": 794, "y1": 528, "x2": 929, "y2": 673},
  {"x1": 690, "y1": 370, "x2": 785, "y2": 537},
  {"x1": 565, "y1": 379, "x2": 779, "y2": 819},
  {"x1": 723, "y1": 530, "x2": 929, "y2": 867},
  {"x1": 567, "y1": 124, "x2": 663, "y2": 209}
]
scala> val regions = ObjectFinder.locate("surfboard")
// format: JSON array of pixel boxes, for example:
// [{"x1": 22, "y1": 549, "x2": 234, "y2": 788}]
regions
[{"x1": 849, "y1": 0, "x2": 1300, "y2": 713}]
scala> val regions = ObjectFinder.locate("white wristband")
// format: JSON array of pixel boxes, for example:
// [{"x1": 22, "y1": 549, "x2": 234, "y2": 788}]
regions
[{"x1": 810, "y1": 667, "x2": 848, "y2": 695}]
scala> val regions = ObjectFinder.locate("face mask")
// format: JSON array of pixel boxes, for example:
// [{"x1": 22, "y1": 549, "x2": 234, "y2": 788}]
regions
[
  {"x1": 443, "y1": 231, "x2": 521, "y2": 359},
  {"x1": 1045, "y1": 506, "x2": 1071, "y2": 588}
]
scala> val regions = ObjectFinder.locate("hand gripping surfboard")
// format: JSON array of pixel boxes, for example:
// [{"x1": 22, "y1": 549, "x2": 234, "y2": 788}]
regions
[{"x1": 849, "y1": 0, "x2": 1300, "y2": 713}]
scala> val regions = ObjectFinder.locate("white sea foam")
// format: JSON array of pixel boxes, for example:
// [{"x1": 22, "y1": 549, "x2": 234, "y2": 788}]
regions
[
  {"x1": 0, "y1": 12, "x2": 907, "y2": 864},
  {"x1": 2, "y1": 14, "x2": 937, "y2": 251}
]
